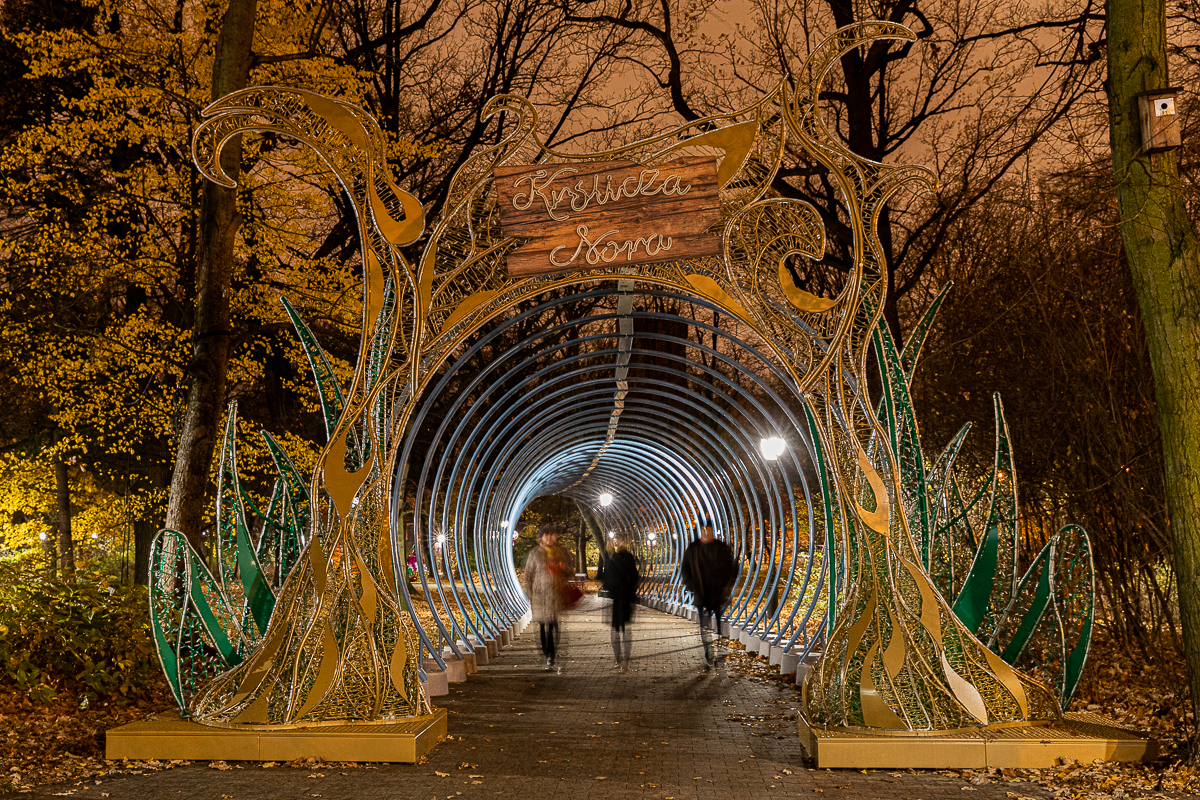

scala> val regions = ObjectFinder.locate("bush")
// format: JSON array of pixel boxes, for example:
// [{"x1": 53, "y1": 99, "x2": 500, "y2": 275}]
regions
[{"x1": 0, "y1": 561, "x2": 157, "y2": 706}]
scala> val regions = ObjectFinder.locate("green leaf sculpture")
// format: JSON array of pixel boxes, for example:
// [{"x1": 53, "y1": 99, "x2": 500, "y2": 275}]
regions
[
  {"x1": 872, "y1": 294, "x2": 1095, "y2": 707},
  {"x1": 148, "y1": 301, "x2": 342, "y2": 715}
]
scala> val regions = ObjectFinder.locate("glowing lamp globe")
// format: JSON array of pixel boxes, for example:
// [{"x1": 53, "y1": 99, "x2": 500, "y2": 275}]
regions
[{"x1": 760, "y1": 436, "x2": 786, "y2": 461}]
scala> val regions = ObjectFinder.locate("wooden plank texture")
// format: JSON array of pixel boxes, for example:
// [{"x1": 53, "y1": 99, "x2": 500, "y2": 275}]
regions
[{"x1": 494, "y1": 156, "x2": 722, "y2": 277}]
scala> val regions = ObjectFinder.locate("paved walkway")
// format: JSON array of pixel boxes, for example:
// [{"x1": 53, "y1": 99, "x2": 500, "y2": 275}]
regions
[{"x1": 28, "y1": 605, "x2": 1052, "y2": 800}]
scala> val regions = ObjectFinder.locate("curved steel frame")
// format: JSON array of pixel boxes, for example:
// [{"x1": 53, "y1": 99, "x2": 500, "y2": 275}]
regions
[
  {"x1": 144, "y1": 20, "x2": 1096, "y2": 737},
  {"x1": 401, "y1": 290, "x2": 827, "y2": 678}
]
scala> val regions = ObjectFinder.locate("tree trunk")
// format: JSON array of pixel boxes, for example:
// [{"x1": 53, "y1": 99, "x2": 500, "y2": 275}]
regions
[
  {"x1": 1106, "y1": 0, "x2": 1200, "y2": 760},
  {"x1": 55, "y1": 432, "x2": 74, "y2": 578},
  {"x1": 576, "y1": 501, "x2": 608, "y2": 580},
  {"x1": 133, "y1": 517, "x2": 158, "y2": 585},
  {"x1": 163, "y1": 0, "x2": 258, "y2": 549}
]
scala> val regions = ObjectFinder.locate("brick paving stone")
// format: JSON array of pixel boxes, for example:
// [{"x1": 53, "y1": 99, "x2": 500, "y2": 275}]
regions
[{"x1": 25, "y1": 605, "x2": 1053, "y2": 800}]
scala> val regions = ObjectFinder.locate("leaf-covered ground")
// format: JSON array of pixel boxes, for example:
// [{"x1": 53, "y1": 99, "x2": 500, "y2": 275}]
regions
[
  {"x1": 2, "y1": 624, "x2": 1196, "y2": 797},
  {"x1": 0, "y1": 677, "x2": 178, "y2": 794},
  {"x1": 1033, "y1": 626, "x2": 1198, "y2": 798},
  {"x1": 723, "y1": 626, "x2": 1199, "y2": 799}
]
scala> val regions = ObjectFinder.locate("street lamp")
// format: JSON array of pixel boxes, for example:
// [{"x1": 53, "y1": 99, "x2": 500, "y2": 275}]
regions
[
  {"x1": 500, "y1": 520, "x2": 510, "y2": 529},
  {"x1": 760, "y1": 436, "x2": 786, "y2": 461},
  {"x1": 647, "y1": 531, "x2": 657, "y2": 544},
  {"x1": 607, "y1": 531, "x2": 616, "y2": 539},
  {"x1": 599, "y1": 492, "x2": 614, "y2": 507}
]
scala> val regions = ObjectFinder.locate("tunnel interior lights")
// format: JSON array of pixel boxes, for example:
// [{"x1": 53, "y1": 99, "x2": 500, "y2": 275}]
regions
[
  {"x1": 144, "y1": 62, "x2": 1098, "y2": 734},
  {"x1": 403, "y1": 292, "x2": 824, "y2": 680},
  {"x1": 760, "y1": 436, "x2": 787, "y2": 461}
]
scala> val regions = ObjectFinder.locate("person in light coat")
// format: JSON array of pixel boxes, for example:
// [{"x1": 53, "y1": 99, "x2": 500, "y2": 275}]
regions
[{"x1": 523, "y1": 524, "x2": 573, "y2": 671}]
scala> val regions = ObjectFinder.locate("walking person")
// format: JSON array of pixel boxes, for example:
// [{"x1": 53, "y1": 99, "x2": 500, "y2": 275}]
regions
[
  {"x1": 680, "y1": 518, "x2": 737, "y2": 668},
  {"x1": 522, "y1": 524, "x2": 573, "y2": 672},
  {"x1": 602, "y1": 534, "x2": 640, "y2": 672}
]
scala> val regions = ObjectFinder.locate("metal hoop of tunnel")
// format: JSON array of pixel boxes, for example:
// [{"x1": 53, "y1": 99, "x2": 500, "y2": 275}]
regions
[{"x1": 392, "y1": 283, "x2": 836, "y2": 677}]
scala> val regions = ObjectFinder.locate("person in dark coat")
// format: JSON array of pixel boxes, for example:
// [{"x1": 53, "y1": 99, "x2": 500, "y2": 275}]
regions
[
  {"x1": 602, "y1": 534, "x2": 640, "y2": 672},
  {"x1": 680, "y1": 518, "x2": 737, "y2": 667}
]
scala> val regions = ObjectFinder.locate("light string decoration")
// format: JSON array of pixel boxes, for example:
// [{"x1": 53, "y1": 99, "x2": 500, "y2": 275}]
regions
[{"x1": 147, "y1": 21, "x2": 1093, "y2": 733}]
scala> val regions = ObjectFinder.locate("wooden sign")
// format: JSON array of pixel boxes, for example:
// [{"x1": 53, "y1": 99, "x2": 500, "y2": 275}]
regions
[{"x1": 494, "y1": 156, "x2": 722, "y2": 277}]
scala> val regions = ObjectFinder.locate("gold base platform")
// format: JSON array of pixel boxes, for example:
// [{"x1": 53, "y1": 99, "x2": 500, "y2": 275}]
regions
[
  {"x1": 106, "y1": 708, "x2": 447, "y2": 763},
  {"x1": 799, "y1": 712, "x2": 1157, "y2": 769}
]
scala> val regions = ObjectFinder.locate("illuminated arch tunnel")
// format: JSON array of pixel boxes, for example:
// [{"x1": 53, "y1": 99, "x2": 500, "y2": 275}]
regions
[{"x1": 394, "y1": 280, "x2": 830, "y2": 687}]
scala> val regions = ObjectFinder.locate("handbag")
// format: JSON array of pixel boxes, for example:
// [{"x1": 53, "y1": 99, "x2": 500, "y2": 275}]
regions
[{"x1": 561, "y1": 583, "x2": 584, "y2": 609}]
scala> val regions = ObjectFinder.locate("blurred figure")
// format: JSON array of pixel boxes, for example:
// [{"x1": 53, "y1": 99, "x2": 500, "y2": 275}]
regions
[
  {"x1": 522, "y1": 524, "x2": 573, "y2": 671},
  {"x1": 603, "y1": 534, "x2": 640, "y2": 672},
  {"x1": 680, "y1": 518, "x2": 737, "y2": 668}
]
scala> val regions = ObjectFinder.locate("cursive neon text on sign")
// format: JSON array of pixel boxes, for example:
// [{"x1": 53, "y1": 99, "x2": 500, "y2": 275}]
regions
[
  {"x1": 511, "y1": 167, "x2": 693, "y2": 222},
  {"x1": 549, "y1": 225, "x2": 674, "y2": 268},
  {"x1": 494, "y1": 156, "x2": 722, "y2": 276}
]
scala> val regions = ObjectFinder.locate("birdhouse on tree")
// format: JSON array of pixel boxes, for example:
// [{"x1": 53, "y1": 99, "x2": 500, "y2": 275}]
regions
[{"x1": 1137, "y1": 88, "x2": 1182, "y2": 153}]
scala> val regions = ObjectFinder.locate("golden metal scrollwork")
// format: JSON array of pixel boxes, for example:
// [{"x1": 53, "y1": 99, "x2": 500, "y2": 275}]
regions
[{"x1": 161, "y1": 21, "x2": 1061, "y2": 734}]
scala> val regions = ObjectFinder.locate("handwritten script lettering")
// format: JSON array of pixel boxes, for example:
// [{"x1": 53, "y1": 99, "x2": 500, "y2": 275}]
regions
[
  {"x1": 549, "y1": 225, "x2": 674, "y2": 268},
  {"x1": 495, "y1": 156, "x2": 722, "y2": 277},
  {"x1": 511, "y1": 167, "x2": 692, "y2": 222}
]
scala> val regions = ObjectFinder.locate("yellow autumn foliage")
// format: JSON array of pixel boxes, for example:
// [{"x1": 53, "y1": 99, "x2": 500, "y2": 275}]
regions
[{"x1": 0, "y1": 0, "x2": 426, "y2": 572}]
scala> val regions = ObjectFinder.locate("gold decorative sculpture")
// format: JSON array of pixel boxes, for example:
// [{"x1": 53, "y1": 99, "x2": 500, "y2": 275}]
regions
[{"x1": 151, "y1": 20, "x2": 1062, "y2": 735}]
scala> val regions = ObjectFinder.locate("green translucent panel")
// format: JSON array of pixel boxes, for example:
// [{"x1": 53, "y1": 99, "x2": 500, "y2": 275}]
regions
[
  {"x1": 366, "y1": 278, "x2": 397, "y2": 392},
  {"x1": 216, "y1": 403, "x2": 276, "y2": 640},
  {"x1": 803, "y1": 405, "x2": 842, "y2": 636},
  {"x1": 867, "y1": 293, "x2": 1097, "y2": 708},
  {"x1": 872, "y1": 314, "x2": 930, "y2": 561},
  {"x1": 953, "y1": 522, "x2": 1001, "y2": 633},
  {"x1": 950, "y1": 394, "x2": 1019, "y2": 647},
  {"x1": 924, "y1": 424, "x2": 976, "y2": 598},
  {"x1": 344, "y1": 277, "x2": 397, "y2": 473},
  {"x1": 1052, "y1": 526, "x2": 1096, "y2": 706},
  {"x1": 281, "y1": 294, "x2": 348, "y2": 443},
  {"x1": 257, "y1": 431, "x2": 311, "y2": 589},
  {"x1": 989, "y1": 526, "x2": 1095, "y2": 707},
  {"x1": 148, "y1": 529, "x2": 246, "y2": 714},
  {"x1": 898, "y1": 283, "x2": 952, "y2": 384},
  {"x1": 999, "y1": 538, "x2": 1056, "y2": 664},
  {"x1": 282, "y1": 293, "x2": 368, "y2": 471}
]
